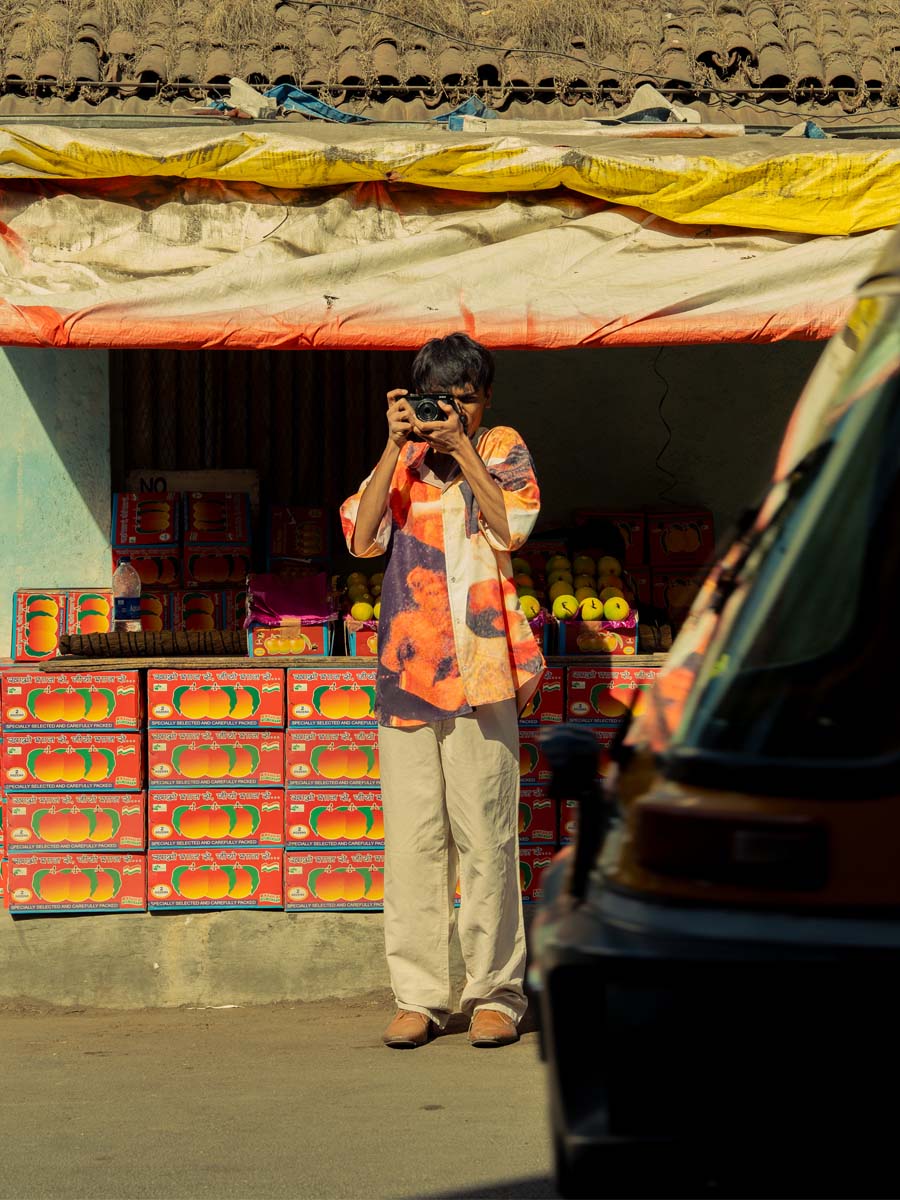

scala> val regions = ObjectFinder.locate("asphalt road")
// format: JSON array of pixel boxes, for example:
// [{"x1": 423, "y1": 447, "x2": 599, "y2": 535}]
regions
[{"x1": 0, "y1": 995, "x2": 556, "y2": 1200}]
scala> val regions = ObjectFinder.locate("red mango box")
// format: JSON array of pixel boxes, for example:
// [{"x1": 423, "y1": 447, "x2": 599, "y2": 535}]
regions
[
  {"x1": 560, "y1": 799, "x2": 578, "y2": 845},
  {"x1": 286, "y1": 728, "x2": 380, "y2": 788},
  {"x1": 184, "y1": 492, "x2": 251, "y2": 545},
  {"x1": 518, "y1": 667, "x2": 564, "y2": 726},
  {"x1": 182, "y1": 548, "x2": 251, "y2": 590},
  {"x1": 112, "y1": 492, "x2": 180, "y2": 547},
  {"x1": 147, "y1": 731, "x2": 284, "y2": 789},
  {"x1": 519, "y1": 787, "x2": 557, "y2": 844},
  {"x1": 148, "y1": 847, "x2": 284, "y2": 909},
  {"x1": 345, "y1": 622, "x2": 378, "y2": 657},
  {"x1": 148, "y1": 789, "x2": 284, "y2": 847},
  {"x1": 556, "y1": 611, "x2": 639, "y2": 657},
  {"x1": 268, "y1": 505, "x2": 329, "y2": 562},
  {"x1": 12, "y1": 591, "x2": 66, "y2": 662},
  {"x1": 517, "y1": 732, "x2": 552, "y2": 785},
  {"x1": 5, "y1": 853, "x2": 147, "y2": 912},
  {"x1": 456, "y1": 845, "x2": 555, "y2": 905},
  {"x1": 112, "y1": 548, "x2": 181, "y2": 590},
  {"x1": 647, "y1": 510, "x2": 715, "y2": 567},
  {"x1": 284, "y1": 849, "x2": 384, "y2": 911},
  {"x1": 171, "y1": 590, "x2": 225, "y2": 633},
  {"x1": 66, "y1": 590, "x2": 113, "y2": 636},
  {"x1": 287, "y1": 667, "x2": 376, "y2": 726},
  {"x1": 566, "y1": 665, "x2": 661, "y2": 725},
  {"x1": 148, "y1": 668, "x2": 285, "y2": 728},
  {"x1": 574, "y1": 510, "x2": 647, "y2": 567},
  {"x1": 140, "y1": 592, "x2": 173, "y2": 632},
  {"x1": 2, "y1": 670, "x2": 142, "y2": 731},
  {"x1": 224, "y1": 589, "x2": 248, "y2": 632},
  {"x1": 4, "y1": 793, "x2": 145, "y2": 853},
  {"x1": 248, "y1": 622, "x2": 334, "y2": 658},
  {"x1": 627, "y1": 568, "x2": 652, "y2": 609},
  {"x1": 651, "y1": 570, "x2": 707, "y2": 623},
  {"x1": 520, "y1": 846, "x2": 556, "y2": 902},
  {"x1": 2, "y1": 733, "x2": 143, "y2": 792},
  {"x1": 285, "y1": 791, "x2": 383, "y2": 847}
]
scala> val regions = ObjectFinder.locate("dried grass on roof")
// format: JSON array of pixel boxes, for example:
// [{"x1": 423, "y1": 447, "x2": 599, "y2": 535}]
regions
[{"x1": 3, "y1": 0, "x2": 900, "y2": 112}]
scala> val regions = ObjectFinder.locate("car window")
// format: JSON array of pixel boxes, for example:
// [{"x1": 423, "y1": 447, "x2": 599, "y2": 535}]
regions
[{"x1": 673, "y1": 325, "x2": 900, "y2": 767}]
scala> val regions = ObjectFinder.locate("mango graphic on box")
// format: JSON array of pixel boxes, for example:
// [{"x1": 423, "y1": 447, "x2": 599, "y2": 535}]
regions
[
  {"x1": 20, "y1": 594, "x2": 63, "y2": 658},
  {"x1": 310, "y1": 743, "x2": 379, "y2": 782},
  {"x1": 25, "y1": 687, "x2": 116, "y2": 725},
  {"x1": 306, "y1": 865, "x2": 384, "y2": 903},
  {"x1": 72, "y1": 593, "x2": 111, "y2": 635},
  {"x1": 171, "y1": 803, "x2": 260, "y2": 840},
  {"x1": 171, "y1": 743, "x2": 259, "y2": 780},
  {"x1": 24, "y1": 805, "x2": 123, "y2": 845},
  {"x1": 126, "y1": 554, "x2": 180, "y2": 587},
  {"x1": 185, "y1": 553, "x2": 249, "y2": 586},
  {"x1": 659, "y1": 522, "x2": 702, "y2": 555},
  {"x1": 135, "y1": 497, "x2": 172, "y2": 535},
  {"x1": 25, "y1": 746, "x2": 116, "y2": 784},
  {"x1": 180, "y1": 593, "x2": 217, "y2": 632},
  {"x1": 264, "y1": 631, "x2": 314, "y2": 654},
  {"x1": 171, "y1": 862, "x2": 260, "y2": 901},
  {"x1": 140, "y1": 594, "x2": 167, "y2": 632},
  {"x1": 30, "y1": 865, "x2": 123, "y2": 903},
  {"x1": 308, "y1": 805, "x2": 383, "y2": 841},
  {"x1": 172, "y1": 685, "x2": 261, "y2": 721},
  {"x1": 519, "y1": 742, "x2": 539, "y2": 778},
  {"x1": 311, "y1": 685, "x2": 375, "y2": 721}
]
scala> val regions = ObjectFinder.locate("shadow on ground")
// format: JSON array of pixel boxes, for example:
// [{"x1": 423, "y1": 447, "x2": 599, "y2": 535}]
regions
[{"x1": 415, "y1": 1177, "x2": 556, "y2": 1199}]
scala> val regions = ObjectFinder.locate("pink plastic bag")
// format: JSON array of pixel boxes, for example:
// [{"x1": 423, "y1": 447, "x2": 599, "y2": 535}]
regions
[{"x1": 243, "y1": 572, "x2": 336, "y2": 628}]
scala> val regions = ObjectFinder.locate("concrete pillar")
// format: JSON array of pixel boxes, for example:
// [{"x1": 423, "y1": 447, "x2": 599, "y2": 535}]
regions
[{"x1": 0, "y1": 349, "x2": 110, "y2": 655}]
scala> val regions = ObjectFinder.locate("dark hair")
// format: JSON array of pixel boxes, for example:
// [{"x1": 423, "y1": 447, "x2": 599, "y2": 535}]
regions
[{"x1": 411, "y1": 333, "x2": 495, "y2": 393}]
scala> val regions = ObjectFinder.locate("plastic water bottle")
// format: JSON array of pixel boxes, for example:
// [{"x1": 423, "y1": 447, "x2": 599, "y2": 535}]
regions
[{"x1": 112, "y1": 557, "x2": 142, "y2": 633}]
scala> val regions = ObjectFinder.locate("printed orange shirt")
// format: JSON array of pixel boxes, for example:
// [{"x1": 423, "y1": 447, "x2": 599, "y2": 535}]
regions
[{"x1": 341, "y1": 425, "x2": 545, "y2": 727}]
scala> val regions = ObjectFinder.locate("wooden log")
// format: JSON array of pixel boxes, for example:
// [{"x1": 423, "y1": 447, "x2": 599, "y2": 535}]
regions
[{"x1": 58, "y1": 631, "x2": 247, "y2": 659}]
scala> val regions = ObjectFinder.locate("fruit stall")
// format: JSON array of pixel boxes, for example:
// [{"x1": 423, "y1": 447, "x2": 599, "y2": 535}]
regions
[
  {"x1": 0, "y1": 446, "x2": 720, "y2": 918},
  {"x1": 0, "y1": 650, "x2": 662, "y2": 915},
  {"x1": 0, "y1": 116, "x2": 847, "y2": 923}
]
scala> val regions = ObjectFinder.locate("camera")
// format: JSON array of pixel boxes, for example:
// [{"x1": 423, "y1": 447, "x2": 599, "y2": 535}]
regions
[{"x1": 407, "y1": 392, "x2": 454, "y2": 423}]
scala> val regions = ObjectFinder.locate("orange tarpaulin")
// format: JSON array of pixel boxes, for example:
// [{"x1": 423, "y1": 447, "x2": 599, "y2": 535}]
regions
[{"x1": 0, "y1": 162, "x2": 891, "y2": 351}]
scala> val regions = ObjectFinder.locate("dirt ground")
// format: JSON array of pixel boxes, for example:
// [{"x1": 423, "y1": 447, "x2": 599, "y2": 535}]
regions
[{"x1": 0, "y1": 994, "x2": 555, "y2": 1200}]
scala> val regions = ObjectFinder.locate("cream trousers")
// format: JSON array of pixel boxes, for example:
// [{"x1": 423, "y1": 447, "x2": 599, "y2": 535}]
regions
[{"x1": 378, "y1": 699, "x2": 527, "y2": 1027}]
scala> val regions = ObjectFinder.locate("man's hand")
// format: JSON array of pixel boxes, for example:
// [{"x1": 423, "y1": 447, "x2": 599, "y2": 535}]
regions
[
  {"x1": 386, "y1": 389, "x2": 414, "y2": 448},
  {"x1": 415, "y1": 400, "x2": 468, "y2": 457}
]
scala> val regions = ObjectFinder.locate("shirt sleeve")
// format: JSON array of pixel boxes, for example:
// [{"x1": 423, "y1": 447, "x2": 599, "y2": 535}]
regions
[
  {"x1": 478, "y1": 426, "x2": 541, "y2": 553},
  {"x1": 340, "y1": 469, "x2": 394, "y2": 559}
]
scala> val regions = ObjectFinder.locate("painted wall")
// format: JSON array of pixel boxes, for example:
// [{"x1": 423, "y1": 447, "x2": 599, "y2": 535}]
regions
[
  {"x1": 494, "y1": 340, "x2": 824, "y2": 543},
  {"x1": 0, "y1": 349, "x2": 110, "y2": 655}
]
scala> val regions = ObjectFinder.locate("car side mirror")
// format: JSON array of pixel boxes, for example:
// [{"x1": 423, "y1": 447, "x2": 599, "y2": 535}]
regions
[{"x1": 542, "y1": 724, "x2": 614, "y2": 903}]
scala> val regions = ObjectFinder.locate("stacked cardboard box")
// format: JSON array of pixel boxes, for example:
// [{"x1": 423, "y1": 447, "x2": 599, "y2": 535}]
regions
[
  {"x1": 283, "y1": 666, "x2": 384, "y2": 910},
  {"x1": 111, "y1": 491, "x2": 252, "y2": 633},
  {"x1": 559, "y1": 663, "x2": 663, "y2": 843},
  {"x1": 266, "y1": 506, "x2": 330, "y2": 571},
  {"x1": 146, "y1": 667, "x2": 285, "y2": 908},
  {"x1": 574, "y1": 507, "x2": 715, "y2": 632},
  {"x1": 647, "y1": 510, "x2": 715, "y2": 627},
  {"x1": 1, "y1": 670, "x2": 147, "y2": 912}
]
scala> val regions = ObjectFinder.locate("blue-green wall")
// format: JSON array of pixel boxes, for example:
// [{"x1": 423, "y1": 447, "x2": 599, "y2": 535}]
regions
[{"x1": 0, "y1": 349, "x2": 110, "y2": 656}]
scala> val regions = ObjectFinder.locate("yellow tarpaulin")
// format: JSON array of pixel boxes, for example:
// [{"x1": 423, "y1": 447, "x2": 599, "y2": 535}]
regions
[
  {"x1": 0, "y1": 122, "x2": 895, "y2": 350},
  {"x1": 0, "y1": 122, "x2": 899, "y2": 236}
]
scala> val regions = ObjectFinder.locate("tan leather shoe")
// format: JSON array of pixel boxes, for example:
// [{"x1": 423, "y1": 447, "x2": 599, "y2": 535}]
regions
[
  {"x1": 468, "y1": 1009, "x2": 519, "y2": 1047},
  {"x1": 382, "y1": 1010, "x2": 434, "y2": 1049}
]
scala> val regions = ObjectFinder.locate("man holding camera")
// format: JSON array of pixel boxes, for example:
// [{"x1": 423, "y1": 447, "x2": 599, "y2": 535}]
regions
[{"x1": 341, "y1": 333, "x2": 544, "y2": 1049}]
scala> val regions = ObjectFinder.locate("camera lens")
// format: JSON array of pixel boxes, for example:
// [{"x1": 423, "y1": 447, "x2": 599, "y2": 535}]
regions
[{"x1": 416, "y1": 400, "x2": 440, "y2": 422}]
